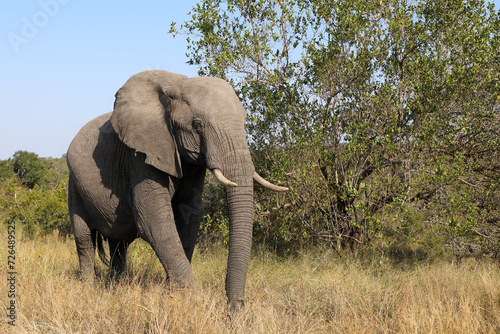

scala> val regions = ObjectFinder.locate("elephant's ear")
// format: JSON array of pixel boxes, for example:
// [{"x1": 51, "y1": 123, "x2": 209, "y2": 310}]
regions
[{"x1": 110, "y1": 70, "x2": 187, "y2": 178}]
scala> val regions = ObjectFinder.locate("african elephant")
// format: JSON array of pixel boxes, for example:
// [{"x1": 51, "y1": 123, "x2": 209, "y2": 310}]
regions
[{"x1": 67, "y1": 70, "x2": 287, "y2": 309}]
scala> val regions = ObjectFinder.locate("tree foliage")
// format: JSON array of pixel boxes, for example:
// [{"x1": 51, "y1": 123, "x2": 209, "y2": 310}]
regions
[
  {"x1": 12, "y1": 150, "x2": 49, "y2": 189},
  {"x1": 171, "y1": 0, "x2": 500, "y2": 255},
  {"x1": 0, "y1": 153, "x2": 71, "y2": 238},
  {"x1": 0, "y1": 176, "x2": 71, "y2": 238},
  {"x1": 0, "y1": 159, "x2": 14, "y2": 179}
]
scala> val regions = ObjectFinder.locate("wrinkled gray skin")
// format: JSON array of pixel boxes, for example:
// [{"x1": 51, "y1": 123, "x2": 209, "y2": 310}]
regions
[{"x1": 67, "y1": 70, "x2": 284, "y2": 310}]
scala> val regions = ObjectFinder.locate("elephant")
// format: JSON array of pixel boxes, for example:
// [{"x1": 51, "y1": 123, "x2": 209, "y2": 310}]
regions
[{"x1": 66, "y1": 70, "x2": 287, "y2": 310}]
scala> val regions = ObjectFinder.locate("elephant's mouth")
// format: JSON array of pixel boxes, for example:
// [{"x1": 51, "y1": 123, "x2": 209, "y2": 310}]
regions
[{"x1": 211, "y1": 168, "x2": 288, "y2": 192}]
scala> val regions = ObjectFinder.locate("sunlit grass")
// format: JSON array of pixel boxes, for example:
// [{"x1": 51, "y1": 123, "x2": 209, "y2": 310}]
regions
[{"x1": 1, "y1": 231, "x2": 499, "y2": 333}]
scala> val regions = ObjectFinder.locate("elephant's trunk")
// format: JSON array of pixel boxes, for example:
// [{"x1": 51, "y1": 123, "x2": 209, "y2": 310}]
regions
[
  {"x1": 205, "y1": 124, "x2": 260, "y2": 310},
  {"x1": 225, "y1": 176, "x2": 254, "y2": 311}
]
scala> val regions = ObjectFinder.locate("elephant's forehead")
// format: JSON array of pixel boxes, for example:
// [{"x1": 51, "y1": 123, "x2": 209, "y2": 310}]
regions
[
  {"x1": 182, "y1": 77, "x2": 233, "y2": 98},
  {"x1": 181, "y1": 77, "x2": 246, "y2": 118}
]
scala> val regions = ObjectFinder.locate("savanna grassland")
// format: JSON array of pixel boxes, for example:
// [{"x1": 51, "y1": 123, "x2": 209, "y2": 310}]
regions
[
  {"x1": 1, "y1": 0, "x2": 499, "y2": 332},
  {"x1": 2, "y1": 229, "x2": 499, "y2": 333}
]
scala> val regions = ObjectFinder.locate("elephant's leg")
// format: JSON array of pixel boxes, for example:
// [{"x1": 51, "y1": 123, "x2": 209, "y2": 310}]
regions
[
  {"x1": 108, "y1": 240, "x2": 129, "y2": 280},
  {"x1": 68, "y1": 176, "x2": 95, "y2": 279},
  {"x1": 131, "y1": 160, "x2": 193, "y2": 287},
  {"x1": 172, "y1": 167, "x2": 206, "y2": 262}
]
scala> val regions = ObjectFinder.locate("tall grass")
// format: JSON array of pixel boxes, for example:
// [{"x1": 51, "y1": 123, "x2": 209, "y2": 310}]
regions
[{"x1": 2, "y1": 231, "x2": 499, "y2": 333}]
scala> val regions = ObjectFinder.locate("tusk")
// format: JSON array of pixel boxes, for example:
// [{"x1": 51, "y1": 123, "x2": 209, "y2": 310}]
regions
[
  {"x1": 253, "y1": 172, "x2": 289, "y2": 192},
  {"x1": 211, "y1": 169, "x2": 237, "y2": 187}
]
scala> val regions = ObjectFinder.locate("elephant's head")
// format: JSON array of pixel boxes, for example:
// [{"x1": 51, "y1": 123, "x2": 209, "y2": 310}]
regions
[{"x1": 110, "y1": 70, "x2": 287, "y2": 308}]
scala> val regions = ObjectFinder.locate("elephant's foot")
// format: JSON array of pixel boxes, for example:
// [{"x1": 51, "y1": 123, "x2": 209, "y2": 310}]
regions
[
  {"x1": 77, "y1": 268, "x2": 96, "y2": 287},
  {"x1": 166, "y1": 270, "x2": 194, "y2": 289},
  {"x1": 229, "y1": 299, "x2": 245, "y2": 313}
]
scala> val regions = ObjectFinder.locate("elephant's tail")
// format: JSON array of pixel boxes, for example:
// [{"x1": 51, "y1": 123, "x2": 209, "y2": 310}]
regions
[{"x1": 92, "y1": 230, "x2": 109, "y2": 266}]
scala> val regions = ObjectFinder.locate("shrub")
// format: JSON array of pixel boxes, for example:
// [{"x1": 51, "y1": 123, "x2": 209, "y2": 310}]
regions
[{"x1": 0, "y1": 176, "x2": 71, "y2": 238}]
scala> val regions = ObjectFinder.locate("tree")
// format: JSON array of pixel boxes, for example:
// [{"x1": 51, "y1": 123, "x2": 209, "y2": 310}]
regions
[
  {"x1": 0, "y1": 153, "x2": 71, "y2": 238},
  {"x1": 0, "y1": 159, "x2": 14, "y2": 179},
  {"x1": 12, "y1": 151, "x2": 48, "y2": 189},
  {"x1": 43, "y1": 154, "x2": 69, "y2": 188},
  {"x1": 171, "y1": 0, "x2": 499, "y2": 254},
  {"x1": 0, "y1": 176, "x2": 70, "y2": 238}
]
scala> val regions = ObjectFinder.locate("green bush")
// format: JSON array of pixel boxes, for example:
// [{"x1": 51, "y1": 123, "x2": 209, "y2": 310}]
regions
[
  {"x1": 0, "y1": 173, "x2": 71, "y2": 239},
  {"x1": 200, "y1": 172, "x2": 230, "y2": 246}
]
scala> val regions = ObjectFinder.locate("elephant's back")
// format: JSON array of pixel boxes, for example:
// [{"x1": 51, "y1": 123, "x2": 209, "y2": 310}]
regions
[
  {"x1": 68, "y1": 113, "x2": 112, "y2": 165},
  {"x1": 67, "y1": 113, "x2": 135, "y2": 237}
]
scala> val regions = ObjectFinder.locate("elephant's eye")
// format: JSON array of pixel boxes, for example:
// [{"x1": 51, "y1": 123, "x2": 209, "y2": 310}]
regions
[{"x1": 192, "y1": 119, "x2": 204, "y2": 134}]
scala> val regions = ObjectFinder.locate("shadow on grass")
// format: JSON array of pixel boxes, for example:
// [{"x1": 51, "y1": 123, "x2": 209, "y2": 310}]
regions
[{"x1": 386, "y1": 246, "x2": 432, "y2": 265}]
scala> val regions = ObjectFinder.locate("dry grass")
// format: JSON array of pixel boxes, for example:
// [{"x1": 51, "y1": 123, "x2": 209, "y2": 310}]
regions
[{"x1": 2, "y1": 231, "x2": 499, "y2": 333}]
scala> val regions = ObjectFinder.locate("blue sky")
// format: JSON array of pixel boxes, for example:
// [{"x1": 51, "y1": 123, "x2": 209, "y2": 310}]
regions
[
  {"x1": 1, "y1": 1, "x2": 499, "y2": 160},
  {"x1": 0, "y1": 0, "x2": 199, "y2": 159}
]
